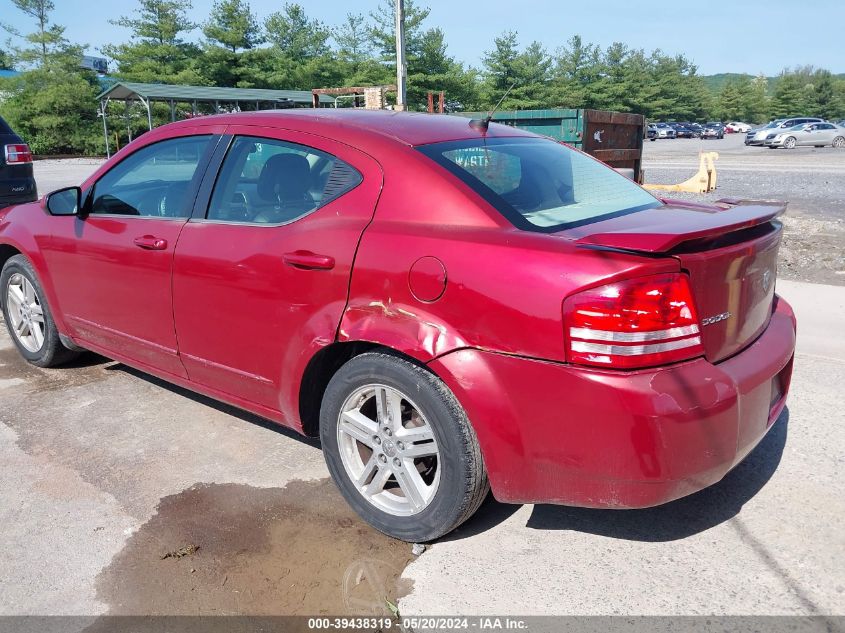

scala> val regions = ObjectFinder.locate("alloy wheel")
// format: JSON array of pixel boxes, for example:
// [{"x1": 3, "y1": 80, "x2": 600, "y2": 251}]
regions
[
  {"x1": 5, "y1": 273, "x2": 45, "y2": 353},
  {"x1": 336, "y1": 384, "x2": 440, "y2": 516}
]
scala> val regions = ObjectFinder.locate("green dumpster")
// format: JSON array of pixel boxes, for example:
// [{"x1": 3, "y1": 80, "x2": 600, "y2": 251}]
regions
[{"x1": 451, "y1": 108, "x2": 645, "y2": 183}]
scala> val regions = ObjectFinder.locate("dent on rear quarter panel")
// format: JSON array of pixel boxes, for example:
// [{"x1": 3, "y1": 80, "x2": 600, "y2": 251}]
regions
[
  {"x1": 338, "y1": 145, "x2": 682, "y2": 364},
  {"x1": 339, "y1": 226, "x2": 680, "y2": 364}
]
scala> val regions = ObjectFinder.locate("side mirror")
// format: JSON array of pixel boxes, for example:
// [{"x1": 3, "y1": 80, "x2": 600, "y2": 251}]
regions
[{"x1": 45, "y1": 186, "x2": 81, "y2": 216}]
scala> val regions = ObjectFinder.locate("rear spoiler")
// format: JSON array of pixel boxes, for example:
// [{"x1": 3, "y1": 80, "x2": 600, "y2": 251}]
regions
[{"x1": 572, "y1": 199, "x2": 786, "y2": 254}]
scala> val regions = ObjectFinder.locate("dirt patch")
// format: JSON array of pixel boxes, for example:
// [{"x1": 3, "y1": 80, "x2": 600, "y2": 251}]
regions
[
  {"x1": 92, "y1": 480, "x2": 414, "y2": 618},
  {"x1": 779, "y1": 213, "x2": 845, "y2": 285}
]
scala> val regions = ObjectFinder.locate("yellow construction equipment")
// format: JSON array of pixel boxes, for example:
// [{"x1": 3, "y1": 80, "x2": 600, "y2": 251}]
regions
[{"x1": 643, "y1": 151, "x2": 719, "y2": 194}]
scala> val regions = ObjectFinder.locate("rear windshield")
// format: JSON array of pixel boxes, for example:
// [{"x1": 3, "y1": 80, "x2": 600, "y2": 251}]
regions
[{"x1": 417, "y1": 137, "x2": 660, "y2": 232}]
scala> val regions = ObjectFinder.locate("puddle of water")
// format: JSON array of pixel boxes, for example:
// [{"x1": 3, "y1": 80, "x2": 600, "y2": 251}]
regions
[
  {"x1": 0, "y1": 345, "x2": 112, "y2": 394},
  {"x1": 94, "y1": 480, "x2": 414, "y2": 617}
]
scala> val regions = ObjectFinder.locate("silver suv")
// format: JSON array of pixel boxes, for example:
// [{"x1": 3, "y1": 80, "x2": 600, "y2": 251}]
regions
[{"x1": 745, "y1": 117, "x2": 823, "y2": 146}]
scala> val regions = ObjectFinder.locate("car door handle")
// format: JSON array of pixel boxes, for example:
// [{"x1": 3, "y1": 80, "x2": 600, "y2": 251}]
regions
[
  {"x1": 283, "y1": 251, "x2": 335, "y2": 270},
  {"x1": 133, "y1": 235, "x2": 168, "y2": 250}
]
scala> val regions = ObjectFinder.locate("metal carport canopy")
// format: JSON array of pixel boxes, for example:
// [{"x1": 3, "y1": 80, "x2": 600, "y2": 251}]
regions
[{"x1": 95, "y1": 81, "x2": 334, "y2": 156}]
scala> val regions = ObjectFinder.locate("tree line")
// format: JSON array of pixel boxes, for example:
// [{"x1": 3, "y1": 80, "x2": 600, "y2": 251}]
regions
[{"x1": 1, "y1": 0, "x2": 844, "y2": 155}]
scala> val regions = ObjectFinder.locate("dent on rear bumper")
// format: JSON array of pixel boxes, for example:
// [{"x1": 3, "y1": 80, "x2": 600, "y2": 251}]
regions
[{"x1": 428, "y1": 296, "x2": 796, "y2": 508}]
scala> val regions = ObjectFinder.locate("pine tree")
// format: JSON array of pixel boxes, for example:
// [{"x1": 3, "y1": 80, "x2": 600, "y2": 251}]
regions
[
  {"x1": 770, "y1": 72, "x2": 809, "y2": 118},
  {"x1": 552, "y1": 35, "x2": 601, "y2": 108},
  {"x1": 264, "y1": 4, "x2": 331, "y2": 62},
  {"x1": 745, "y1": 75, "x2": 770, "y2": 123},
  {"x1": 482, "y1": 31, "x2": 552, "y2": 110},
  {"x1": 369, "y1": 0, "x2": 431, "y2": 61},
  {"x1": 334, "y1": 13, "x2": 372, "y2": 67},
  {"x1": 0, "y1": 0, "x2": 101, "y2": 154},
  {"x1": 103, "y1": 0, "x2": 203, "y2": 84},
  {"x1": 203, "y1": 0, "x2": 262, "y2": 53}
]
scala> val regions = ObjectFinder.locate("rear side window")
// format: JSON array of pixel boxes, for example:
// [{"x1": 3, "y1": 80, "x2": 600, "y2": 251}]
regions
[
  {"x1": 418, "y1": 137, "x2": 660, "y2": 232},
  {"x1": 206, "y1": 136, "x2": 362, "y2": 225}
]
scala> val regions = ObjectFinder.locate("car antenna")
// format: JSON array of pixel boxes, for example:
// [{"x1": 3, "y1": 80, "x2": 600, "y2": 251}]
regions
[{"x1": 470, "y1": 83, "x2": 516, "y2": 133}]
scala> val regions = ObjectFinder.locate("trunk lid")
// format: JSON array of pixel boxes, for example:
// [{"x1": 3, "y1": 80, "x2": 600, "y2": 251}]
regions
[{"x1": 563, "y1": 198, "x2": 785, "y2": 363}]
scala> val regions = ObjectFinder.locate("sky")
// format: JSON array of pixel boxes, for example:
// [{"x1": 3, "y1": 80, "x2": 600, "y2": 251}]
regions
[{"x1": 2, "y1": 0, "x2": 843, "y2": 76}]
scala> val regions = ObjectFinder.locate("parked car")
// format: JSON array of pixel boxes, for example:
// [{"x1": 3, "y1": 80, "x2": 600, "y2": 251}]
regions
[
  {"x1": 764, "y1": 122, "x2": 845, "y2": 149},
  {"x1": 653, "y1": 122, "x2": 677, "y2": 138},
  {"x1": 685, "y1": 122, "x2": 704, "y2": 136},
  {"x1": 0, "y1": 110, "x2": 796, "y2": 542},
  {"x1": 0, "y1": 115, "x2": 37, "y2": 210},
  {"x1": 646, "y1": 124, "x2": 658, "y2": 141},
  {"x1": 670, "y1": 123, "x2": 695, "y2": 138},
  {"x1": 746, "y1": 117, "x2": 823, "y2": 145},
  {"x1": 701, "y1": 122, "x2": 725, "y2": 139},
  {"x1": 726, "y1": 122, "x2": 752, "y2": 133}
]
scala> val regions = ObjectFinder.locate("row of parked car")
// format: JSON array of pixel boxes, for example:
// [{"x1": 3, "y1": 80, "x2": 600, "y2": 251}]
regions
[
  {"x1": 646, "y1": 121, "x2": 751, "y2": 141},
  {"x1": 744, "y1": 117, "x2": 845, "y2": 149}
]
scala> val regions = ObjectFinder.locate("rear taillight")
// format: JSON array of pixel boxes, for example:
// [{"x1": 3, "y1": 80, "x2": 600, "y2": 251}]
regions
[
  {"x1": 4, "y1": 144, "x2": 33, "y2": 164},
  {"x1": 563, "y1": 273, "x2": 704, "y2": 369}
]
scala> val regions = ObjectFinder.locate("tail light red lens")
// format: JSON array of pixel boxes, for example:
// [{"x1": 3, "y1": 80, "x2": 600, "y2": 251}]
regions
[
  {"x1": 563, "y1": 273, "x2": 704, "y2": 369},
  {"x1": 4, "y1": 144, "x2": 33, "y2": 164}
]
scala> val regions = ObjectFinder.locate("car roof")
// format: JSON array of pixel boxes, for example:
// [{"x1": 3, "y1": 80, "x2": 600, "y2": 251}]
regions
[{"x1": 163, "y1": 109, "x2": 536, "y2": 148}]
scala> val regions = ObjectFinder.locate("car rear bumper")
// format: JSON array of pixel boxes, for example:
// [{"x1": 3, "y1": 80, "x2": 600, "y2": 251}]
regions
[
  {"x1": 0, "y1": 175, "x2": 37, "y2": 209},
  {"x1": 429, "y1": 295, "x2": 796, "y2": 508},
  {"x1": 0, "y1": 193, "x2": 37, "y2": 209}
]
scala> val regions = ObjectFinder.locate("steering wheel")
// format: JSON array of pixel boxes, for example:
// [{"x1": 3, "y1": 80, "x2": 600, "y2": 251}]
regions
[{"x1": 159, "y1": 183, "x2": 190, "y2": 217}]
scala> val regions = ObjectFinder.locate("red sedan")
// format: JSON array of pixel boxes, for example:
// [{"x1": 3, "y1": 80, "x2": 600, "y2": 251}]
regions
[{"x1": 0, "y1": 111, "x2": 795, "y2": 542}]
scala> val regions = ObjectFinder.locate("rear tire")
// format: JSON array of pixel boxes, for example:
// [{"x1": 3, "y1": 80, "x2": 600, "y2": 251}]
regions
[
  {"x1": 320, "y1": 351, "x2": 489, "y2": 542},
  {"x1": 1, "y1": 255, "x2": 78, "y2": 367}
]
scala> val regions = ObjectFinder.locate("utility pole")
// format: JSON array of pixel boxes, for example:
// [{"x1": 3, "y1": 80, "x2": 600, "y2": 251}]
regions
[{"x1": 394, "y1": 0, "x2": 407, "y2": 111}]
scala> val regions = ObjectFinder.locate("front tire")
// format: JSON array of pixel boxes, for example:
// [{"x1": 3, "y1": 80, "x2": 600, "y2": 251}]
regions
[
  {"x1": 833, "y1": 136, "x2": 845, "y2": 148},
  {"x1": 784, "y1": 136, "x2": 797, "y2": 149},
  {"x1": 1, "y1": 255, "x2": 78, "y2": 367},
  {"x1": 320, "y1": 351, "x2": 489, "y2": 542}
]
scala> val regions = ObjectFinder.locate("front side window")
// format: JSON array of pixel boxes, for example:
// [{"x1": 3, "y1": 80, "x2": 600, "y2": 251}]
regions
[
  {"x1": 206, "y1": 136, "x2": 362, "y2": 224},
  {"x1": 418, "y1": 137, "x2": 660, "y2": 232},
  {"x1": 90, "y1": 136, "x2": 212, "y2": 217}
]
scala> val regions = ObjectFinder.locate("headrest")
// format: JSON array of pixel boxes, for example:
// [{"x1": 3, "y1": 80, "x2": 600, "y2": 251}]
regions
[{"x1": 257, "y1": 153, "x2": 312, "y2": 202}]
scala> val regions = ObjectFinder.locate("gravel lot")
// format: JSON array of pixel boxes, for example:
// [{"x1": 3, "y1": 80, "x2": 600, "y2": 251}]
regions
[{"x1": 643, "y1": 133, "x2": 845, "y2": 285}]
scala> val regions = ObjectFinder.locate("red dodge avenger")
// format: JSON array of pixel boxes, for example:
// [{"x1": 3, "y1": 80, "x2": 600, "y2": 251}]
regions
[{"x1": 0, "y1": 110, "x2": 795, "y2": 541}]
